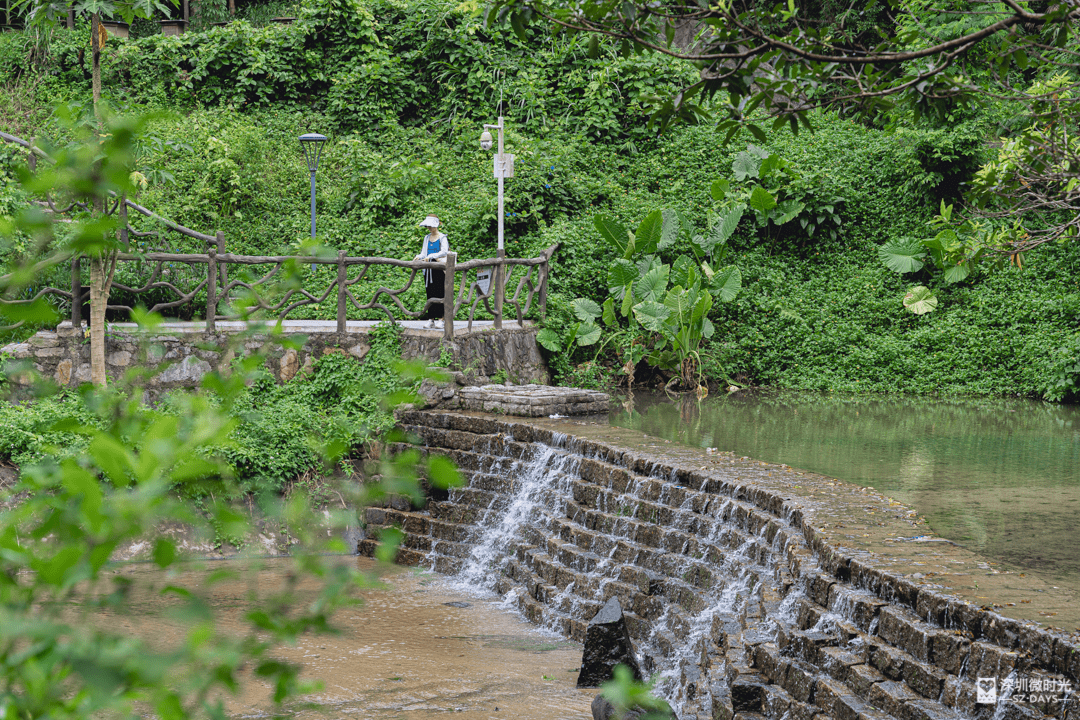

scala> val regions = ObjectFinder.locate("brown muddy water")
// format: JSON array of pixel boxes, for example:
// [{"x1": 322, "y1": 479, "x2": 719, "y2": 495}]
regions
[
  {"x1": 98, "y1": 557, "x2": 596, "y2": 720},
  {"x1": 610, "y1": 390, "x2": 1080, "y2": 590}
]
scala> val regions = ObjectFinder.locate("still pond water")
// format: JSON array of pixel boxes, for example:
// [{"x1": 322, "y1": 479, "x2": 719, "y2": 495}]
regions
[{"x1": 610, "y1": 390, "x2": 1080, "y2": 583}]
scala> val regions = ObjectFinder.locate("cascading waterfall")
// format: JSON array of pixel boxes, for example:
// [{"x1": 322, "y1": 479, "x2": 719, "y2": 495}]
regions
[
  {"x1": 436, "y1": 440, "x2": 791, "y2": 717},
  {"x1": 454, "y1": 442, "x2": 578, "y2": 590}
]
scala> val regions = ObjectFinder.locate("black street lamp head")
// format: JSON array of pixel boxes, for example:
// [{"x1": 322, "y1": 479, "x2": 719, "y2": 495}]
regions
[{"x1": 299, "y1": 133, "x2": 328, "y2": 173}]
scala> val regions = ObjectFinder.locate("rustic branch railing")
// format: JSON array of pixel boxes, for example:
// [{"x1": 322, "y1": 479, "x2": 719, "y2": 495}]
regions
[
  {"x1": 0, "y1": 132, "x2": 556, "y2": 341},
  {"x1": 4, "y1": 243, "x2": 557, "y2": 341}
]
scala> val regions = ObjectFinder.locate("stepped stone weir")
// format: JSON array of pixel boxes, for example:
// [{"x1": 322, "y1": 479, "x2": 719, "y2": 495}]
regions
[
  {"x1": 360, "y1": 410, "x2": 1080, "y2": 720},
  {"x1": 452, "y1": 384, "x2": 611, "y2": 417}
]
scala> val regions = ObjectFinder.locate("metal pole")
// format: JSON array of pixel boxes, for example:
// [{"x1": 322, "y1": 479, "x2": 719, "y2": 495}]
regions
[
  {"x1": 495, "y1": 117, "x2": 505, "y2": 329},
  {"x1": 310, "y1": 169, "x2": 316, "y2": 272},
  {"x1": 497, "y1": 116, "x2": 504, "y2": 253}
]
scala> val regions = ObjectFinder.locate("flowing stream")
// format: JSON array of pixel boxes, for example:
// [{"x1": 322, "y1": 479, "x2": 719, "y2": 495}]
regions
[{"x1": 101, "y1": 557, "x2": 595, "y2": 720}]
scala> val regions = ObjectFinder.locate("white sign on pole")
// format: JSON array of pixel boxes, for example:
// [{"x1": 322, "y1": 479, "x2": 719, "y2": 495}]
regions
[
  {"x1": 494, "y1": 153, "x2": 515, "y2": 178},
  {"x1": 475, "y1": 267, "x2": 493, "y2": 295}
]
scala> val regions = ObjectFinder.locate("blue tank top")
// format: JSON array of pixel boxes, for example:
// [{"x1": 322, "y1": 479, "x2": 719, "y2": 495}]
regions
[{"x1": 427, "y1": 236, "x2": 441, "y2": 255}]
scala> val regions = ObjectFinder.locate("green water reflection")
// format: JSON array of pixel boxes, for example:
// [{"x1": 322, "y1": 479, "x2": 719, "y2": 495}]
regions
[{"x1": 610, "y1": 391, "x2": 1080, "y2": 579}]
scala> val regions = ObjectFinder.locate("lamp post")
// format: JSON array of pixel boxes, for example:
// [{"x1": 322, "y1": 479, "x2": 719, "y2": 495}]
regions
[
  {"x1": 480, "y1": 118, "x2": 513, "y2": 329},
  {"x1": 299, "y1": 133, "x2": 327, "y2": 271}
]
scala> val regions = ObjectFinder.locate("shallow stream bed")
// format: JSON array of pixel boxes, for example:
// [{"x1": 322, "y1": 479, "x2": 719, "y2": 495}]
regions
[{"x1": 100, "y1": 557, "x2": 595, "y2": 720}]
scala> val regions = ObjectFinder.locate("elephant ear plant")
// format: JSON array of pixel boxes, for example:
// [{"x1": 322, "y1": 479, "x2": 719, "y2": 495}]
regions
[{"x1": 539, "y1": 206, "x2": 744, "y2": 394}]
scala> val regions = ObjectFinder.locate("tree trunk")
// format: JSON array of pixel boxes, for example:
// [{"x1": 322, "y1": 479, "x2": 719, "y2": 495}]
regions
[
  {"x1": 91, "y1": 13, "x2": 101, "y2": 108},
  {"x1": 88, "y1": 252, "x2": 117, "y2": 387}
]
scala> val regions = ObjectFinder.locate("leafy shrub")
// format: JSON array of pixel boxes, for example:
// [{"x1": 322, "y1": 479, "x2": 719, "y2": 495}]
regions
[
  {"x1": 0, "y1": 323, "x2": 412, "y2": 493},
  {"x1": 0, "y1": 390, "x2": 99, "y2": 466},
  {"x1": 1043, "y1": 334, "x2": 1080, "y2": 402},
  {"x1": 217, "y1": 321, "x2": 406, "y2": 494},
  {"x1": 326, "y1": 51, "x2": 420, "y2": 132},
  {"x1": 0, "y1": 32, "x2": 28, "y2": 85}
]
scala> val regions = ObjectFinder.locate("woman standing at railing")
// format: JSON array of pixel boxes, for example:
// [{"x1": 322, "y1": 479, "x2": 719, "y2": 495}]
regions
[{"x1": 414, "y1": 215, "x2": 448, "y2": 328}]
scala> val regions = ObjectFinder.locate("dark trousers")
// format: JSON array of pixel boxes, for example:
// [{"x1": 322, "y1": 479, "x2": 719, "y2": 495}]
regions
[{"x1": 424, "y1": 266, "x2": 445, "y2": 320}]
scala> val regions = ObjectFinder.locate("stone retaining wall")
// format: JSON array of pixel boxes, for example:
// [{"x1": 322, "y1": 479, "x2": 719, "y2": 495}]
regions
[
  {"x1": 360, "y1": 411, "x2": 1079, "y2": 720},
  {"x1": 2, "y1": 322, "x2": 549, "y2": 390}
]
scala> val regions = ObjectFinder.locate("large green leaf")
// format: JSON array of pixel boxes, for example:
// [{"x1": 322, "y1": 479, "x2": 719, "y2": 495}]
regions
[
  {"x1": 663, "y1": 287, "x2": 690, "y2": 323},
  {"x1": 635, "y1": 210, "x2": 663, "y2": 255},
  {"x1": 670, "y1": 254, "x2": 698, "y2": 289},
  {"x1": 594, "y1": 215, "x2": 630, "y2": 257},
  {"x1": 607, "y1": 259, "x2": 638, "y2": 297},
  {"x1": 695, "y1": 204, "x2": 743, "y2": 257},
  {"x1": 620, "y1": 284, "x2": 634, "y2": 319},
  {"x1": 701, "y1": 317, "x2": 715, "y2": 339},
  {"x1": 921, "y1": 236, "x2": 946, "y2": 269},
  {"x1": 636, "y1": 254, "x2": 659, "y2": 277},
  {"x1": 758, "y1": 153, "x2": 785, "y2": 178},
  {"x1": 771, "y1": 199, "x2": 804, "y2": 225},
  {"x1": 711, "y1": 265, "x2": 742, "y2": 302},
  {"x1": 602, "y1": 297, "x2": 617, "y2": 327},
  {"x1": 658, "y1": 208, "x2": 680, "y2": 250},
  {"x1": 935, "y1": 227, "x2": 962, "y2": 252},
  {"x1": 633, "y1": 264, "x2": 669, "y2": 303},
  {"x1": 692, "y1": 291, "x2": 713, "y2": 323},
  {"x1": 878, "y1": 240, "x2": 926, "y2": 274},
  {"x1": 576, "y1": 322, "x2": 601, "y2": 346},
  {"x1": 536, "y1": 328, "x2": 562, "y2": 352},
  {"x1": 633, "y1": 301, "x2": 671, "y2": 332},
  {"x1": 731, "y1": 151, "x2": 760, "y2": 181},
  {"x1": 712, "y1": 203, "x2": 743, "y2": 248},
  {"x1": 903, "y1": 285, "x2": 938, "y2": 315},
  {"x1": 710, "y1": 178, "x2": 730, "y2": 201},
  {"x1": 749, "y1": 186, "x2": 777, "y2": 213},
  {"x1": 571, "y1": 297, "x2": 602, "y2": 322},
  {"x1": 943, "y1": 260, "x2": 973, "y2": 284}
]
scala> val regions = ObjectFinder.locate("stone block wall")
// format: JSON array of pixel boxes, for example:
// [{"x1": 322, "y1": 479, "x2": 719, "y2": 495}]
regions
[{"x1": 2, "y1": 323, "x2": 549, "y2": 391}]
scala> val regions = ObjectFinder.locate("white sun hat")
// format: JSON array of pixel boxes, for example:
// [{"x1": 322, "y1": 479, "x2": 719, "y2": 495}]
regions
[{"x1": 418, "y1": 215, "x2": 441, "y2": 228}]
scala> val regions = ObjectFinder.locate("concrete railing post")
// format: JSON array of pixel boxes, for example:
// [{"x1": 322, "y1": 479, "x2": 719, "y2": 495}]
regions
[
  {"x1": 336, "y1": 250, "x2": 348, "y2": 333},
  {"x1": 443, "y1": 252, "x2": 456, "y2": 341},
  {"x1": 206, "y1": 243, "x2": 217, "y2": 331},
  {"x1": 494, "y1": 248, "x2": 504, "y2": 330},
  {"x1": 216, "y1": 230, "x2": 227, "y2": 287},
  {"x1": 70, "y1": 255, "x2": 81, "y2": 326}
]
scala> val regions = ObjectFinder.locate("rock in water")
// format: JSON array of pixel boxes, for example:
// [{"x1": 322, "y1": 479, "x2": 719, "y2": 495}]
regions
[
  {"x1": 591, "y1": 694, "x2": 674, "y2": 720},
  {"x1": 576, "y1": 597, "x2": 643, "y2": 688},
  {"x1": 592, "y1": 695, "x2": 636, "y2": 720}
]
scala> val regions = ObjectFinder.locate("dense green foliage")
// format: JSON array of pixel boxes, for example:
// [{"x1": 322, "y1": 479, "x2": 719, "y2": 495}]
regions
[
  {"x1": 217, "y1": 321, "x2": 410, "y2": 494},
  {"x1": 2, "y1": 0, "x2": 1079, "y2": 400}
]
